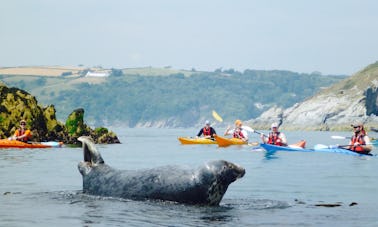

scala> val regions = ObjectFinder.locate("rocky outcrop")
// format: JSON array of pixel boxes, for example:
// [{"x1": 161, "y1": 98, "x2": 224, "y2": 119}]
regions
[
  {"x1": 247, "y1": 61, "x2": 378, "y2": 131},
  {"x1": 65, "y1": 108, "x2": 120, "y2": 144},
  {"x1": 0, "y1": 84, "x2": 120, "y2": 144}
]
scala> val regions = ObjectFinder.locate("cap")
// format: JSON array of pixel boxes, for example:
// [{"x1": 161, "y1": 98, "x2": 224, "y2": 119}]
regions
[
  {"x1": 271, "y1": 122, "x2": 279, "y2": 128},
  {"x1": 205, "y1": 120, "x2": 210, "y2": 125},
  {"x1": 351, "y1": 121, "x2": 363, "y2": 127},
  {"x1": 234, "y1": 119, "x2": 242, "y2": 126}
]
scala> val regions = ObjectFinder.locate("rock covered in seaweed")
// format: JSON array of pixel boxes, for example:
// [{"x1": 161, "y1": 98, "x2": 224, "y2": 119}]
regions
[
  {"x1": 0, "y1": 84, "x2": 119, "y2": 144},
  {"x1": 65, "y1": 108, "x2": 120, "y2": 144}
]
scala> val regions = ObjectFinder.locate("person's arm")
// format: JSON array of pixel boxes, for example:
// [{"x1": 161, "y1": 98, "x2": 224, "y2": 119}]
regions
[
  {"x1": 211, "y1": 128, "x2": 217, "y2": 137},
  {"x1": 17, "y1": 130, "x2": 31, "y2": 140},
  {"x1": 280, "y1": 133, "x2": 287, "y2": 146},
  {"x1": 363, "y1": 136, "x2": 372, "y2": 152},
  {"x1": 196, "y1": 129, "x2": 203, "y2": 138},
  {"x1": 224, "y1": 126, "x2": 232, "y2": 136},
  {"x1": 242, "y1": 130, "x2": 248, "y2": 141}
]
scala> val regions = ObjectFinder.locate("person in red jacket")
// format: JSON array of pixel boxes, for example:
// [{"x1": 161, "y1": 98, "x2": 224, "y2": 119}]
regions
[
  {"x1": 9, "y1": 120, "x2": 32, "y2": 142},
  {"x1": 196, "y1": 120, "x2": 217, "y2": 139},
  {"x1": 349, "y1": 122, "x2": 372, "y2": 154},
  {"x1": 261, "y1": 122, "x2": 287, "y2": 146}
]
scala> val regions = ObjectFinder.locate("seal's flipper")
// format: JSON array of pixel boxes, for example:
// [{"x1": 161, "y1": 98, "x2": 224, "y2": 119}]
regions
[{"x1": 78, "y1": 136, "x2": 104, "y2": 165}]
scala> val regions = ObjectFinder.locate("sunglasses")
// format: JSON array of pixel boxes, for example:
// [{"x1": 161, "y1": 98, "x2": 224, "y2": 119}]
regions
[{"x1": 20, "y1": 123, "x2": 26, "y2": 125}]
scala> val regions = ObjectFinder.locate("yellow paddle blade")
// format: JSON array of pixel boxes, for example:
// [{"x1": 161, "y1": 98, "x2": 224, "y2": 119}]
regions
[{"x1": 212, "y1": 110, "x2": 223, "y2": 122}]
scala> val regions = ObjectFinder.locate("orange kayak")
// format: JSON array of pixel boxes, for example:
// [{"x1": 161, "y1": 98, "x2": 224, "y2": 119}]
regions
[
  {"x1": 0, "y1": 139, "x2": 63, "y2": 148},
  {"x1": 214, "y1": 135, "x2": 248, "y2": 147},
  {"x1": 178, "y1": 137, "x2": 217, "y2": 145}
]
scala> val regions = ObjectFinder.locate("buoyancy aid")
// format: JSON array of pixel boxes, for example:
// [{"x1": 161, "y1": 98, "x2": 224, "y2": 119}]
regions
[
  {"x1": 350, "y1": 134, "x2": 366, "y2": 153},
  {"x1": 233, "y1": 130, "x2": 245, "y2": 139},
  {"x1": 14, "y1": 128, "x2": 31, "y2": 142},
  {"x1": 203, "y1": 127, "x2": 211, "y2": 136},
  {"x1": 268, "y1": 132, "x2": 283, "y2": 146}
]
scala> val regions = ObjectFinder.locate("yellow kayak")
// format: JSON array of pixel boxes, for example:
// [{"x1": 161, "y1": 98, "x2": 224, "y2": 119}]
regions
[
  {"x1": 178, "y1": 137, "x2": 217, "y2": 145},
  {"x1": 214, "y1": 135, "x2": 248, "y2": 147}
]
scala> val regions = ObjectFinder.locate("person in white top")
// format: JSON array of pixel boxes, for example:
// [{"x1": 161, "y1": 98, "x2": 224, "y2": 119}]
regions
[
  {"x1": 224, "y1": 119, "x2": 248, "y2": 142},
  {"x1": 261, "y1": 122, "x2": 287, "y2": 146}
]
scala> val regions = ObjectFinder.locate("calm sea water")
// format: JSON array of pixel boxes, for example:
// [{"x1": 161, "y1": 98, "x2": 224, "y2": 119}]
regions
[{"x1": 1, "y1": 128, "x2": 377, "y2": 227}]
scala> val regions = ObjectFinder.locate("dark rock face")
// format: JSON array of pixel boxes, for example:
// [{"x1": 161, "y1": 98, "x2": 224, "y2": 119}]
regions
[
  {"x1": 365, "y1": 87, "x2": 378, "y2": 116},
  {"x1": 0, "y1": 84, "x2": 119, "y2": 144}
]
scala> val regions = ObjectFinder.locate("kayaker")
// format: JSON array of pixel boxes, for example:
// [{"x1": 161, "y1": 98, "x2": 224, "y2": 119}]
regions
[
  {"x1": 224, "y1": 119, "x2": 248, "y2": 142},
  {"x1": 9, "y1": 120, "x2": 32, "y2": 142},
  {"x1": 196, "y1": 120, "x2": 217, "y2": 139},
  {"x1": 349, "y1": 122, "x2": 372, "y2": 154},
  {"x1": 261, "y1": 122, "x2": 287, "y2": 146}
]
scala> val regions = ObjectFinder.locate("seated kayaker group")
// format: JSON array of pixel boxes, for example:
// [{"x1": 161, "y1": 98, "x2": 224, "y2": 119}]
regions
[{"x1": 194, "y1": 119, "x2": 373, "y2": 155}]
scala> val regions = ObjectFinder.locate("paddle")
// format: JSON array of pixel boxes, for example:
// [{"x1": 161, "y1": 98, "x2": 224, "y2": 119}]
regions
[
  {"x1": 211, "y1": 110, "x2": 268, "y2": 138},
  {"x1": 331, "y1": 135, "x2": 351, "y2": 140},
  {"x1": 331, "y1": 135, "x2": 374, "y2": 145},
  {"x1": 315, "y1": 144, "x2": 350, "y2": 149},
  {"x1": 212, "y1": 110, "x2": 223, "y2": 122}
]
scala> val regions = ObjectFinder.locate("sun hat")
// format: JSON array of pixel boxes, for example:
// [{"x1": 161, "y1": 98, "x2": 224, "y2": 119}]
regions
[
  {"x1": 234, "y1": 119, "x2": 242, "y2": 126},
  {"x1": 351, "y1": 121, "x2": 363, "y2": 127}
]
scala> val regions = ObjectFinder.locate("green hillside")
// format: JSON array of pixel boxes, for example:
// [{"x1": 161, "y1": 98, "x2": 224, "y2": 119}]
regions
[{"x1": 0, "y1": 67, "x2": 345, "y2": 127}]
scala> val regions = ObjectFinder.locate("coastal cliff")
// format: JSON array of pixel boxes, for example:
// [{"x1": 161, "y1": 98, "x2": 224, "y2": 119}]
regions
[{"x1": 248, "y1": 61, "x2": 378, "y2": 131}]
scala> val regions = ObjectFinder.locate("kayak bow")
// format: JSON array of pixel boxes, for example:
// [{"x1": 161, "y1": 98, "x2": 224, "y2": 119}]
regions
[
  {"x1": 178, "y1": 137, "x2": 217, "y2": 145},
  {"x1": 0, "y1": 139, "x2": 63, "y2": 149}
]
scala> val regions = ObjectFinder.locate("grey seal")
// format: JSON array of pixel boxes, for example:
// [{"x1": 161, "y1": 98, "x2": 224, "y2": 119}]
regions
[{"x1": 77, "y1": 136, "x2": 245, "y2": 205}]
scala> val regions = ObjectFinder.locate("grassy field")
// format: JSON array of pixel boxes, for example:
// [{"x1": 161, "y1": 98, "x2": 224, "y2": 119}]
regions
[
  {"x1": 0, "y1": 66, "x2": 85, "y2": 77},
  {"x1": 0, "y1": 66, "x2": 197, "y2": 77},
  {"x1": 123, "y1": 67, "x2": 197, "y2": 77}
]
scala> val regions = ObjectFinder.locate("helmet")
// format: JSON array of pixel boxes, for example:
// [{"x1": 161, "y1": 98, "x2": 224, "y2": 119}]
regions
[
  {"x1": 205, "y1": 120, "x2": 210, "y2": 125},
  {"x1": 271, "y1": 122, "x2": 279, "y2": 128}
]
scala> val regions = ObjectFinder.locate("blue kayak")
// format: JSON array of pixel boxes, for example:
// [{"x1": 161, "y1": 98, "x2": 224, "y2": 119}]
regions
[
  {"x1": 260, "y1": 143, "x2": 312, "y2": 152},
  {"x1": 313, "y1": 144, "x2": 373, "y2": 156},
  {"x1": 260, "y1": 143, "x2": 373, "y2": 156}
]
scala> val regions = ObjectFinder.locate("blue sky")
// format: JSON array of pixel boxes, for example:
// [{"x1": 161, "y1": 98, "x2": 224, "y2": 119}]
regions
[{"x1": 1, "y1": 0, "x2": 377, "y2": 75}]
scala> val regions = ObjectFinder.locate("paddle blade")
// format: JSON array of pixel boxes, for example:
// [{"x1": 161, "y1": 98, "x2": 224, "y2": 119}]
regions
[
  {"x1": 331, "y1": 135, "x2": 349, "y2": 140},
  {"x1": 212, "y1": 110, "x2": 223, "y2": 122},
  {"x1": 314, "y1": 144, "x2": 329, "y2": 150}
]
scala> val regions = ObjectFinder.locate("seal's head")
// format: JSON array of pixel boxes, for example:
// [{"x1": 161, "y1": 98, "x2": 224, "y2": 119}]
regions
[
  {"x1": 200, "y1": 160, "x2": 245, "y2": 205},
  {"x1": 78, "y1": 136, "x2": 105, "y2": 176}
]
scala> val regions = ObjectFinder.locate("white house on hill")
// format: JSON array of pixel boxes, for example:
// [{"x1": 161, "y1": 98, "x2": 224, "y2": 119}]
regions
[{"x1": 85, "y1": 71, "x2": 110, "y2": 77}]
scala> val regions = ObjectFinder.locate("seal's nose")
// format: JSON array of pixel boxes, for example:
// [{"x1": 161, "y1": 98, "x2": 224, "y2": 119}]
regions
[{"x1": 238, "y1": 167, "x2": 246, "y2": 178}]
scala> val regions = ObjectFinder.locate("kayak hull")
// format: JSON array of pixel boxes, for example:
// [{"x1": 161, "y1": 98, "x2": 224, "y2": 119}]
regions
[
  {"x1": 0, "y1": 139, "x2": 63, "y2": 148},
  {"x1": 214, "y1": 135, "x2": 247, "y2": 147},
  {"x1": 178, "y1": 137, "x2": 217, "y2": 145},
  {"x1": 260, "y1": 143, "x2": 309, "y2": 152},
  {"x1": 313, "y1": 144, "x2": 372, "y2": 156},
  {"x1": 260, "y1": 143, "x2": 373, "y2": 156}
]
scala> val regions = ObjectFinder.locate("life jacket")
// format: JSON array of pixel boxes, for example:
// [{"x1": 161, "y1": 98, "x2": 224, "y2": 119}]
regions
[
  {"x1": 350, "y1": 134, "x2": 366, "y2": 153},
  {"x1": 233, "y1": 130, "x2": 245, "y2": 139},
  {"x1": 268, "y1": 132, "x2": 283, "y2": 146},
  {"x1": 15, "y1": 129, "x2": 31, "y2": 142},
  {"x1": 203, "y1": 127, "x2": 211, "y2": 136}
]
